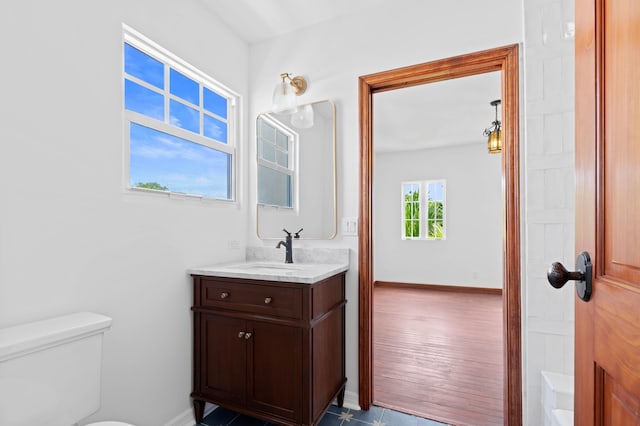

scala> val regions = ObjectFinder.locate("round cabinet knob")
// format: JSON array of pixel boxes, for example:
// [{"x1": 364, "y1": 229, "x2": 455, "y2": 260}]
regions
[
  {"x1": 238, "y1": 331, "x2": 245, "y2": 339},
  {"x1": 264, "y1": 297, "x2": 272, "y2": 304},
  {"x1": 244, "y1": 332, "x2": 252, "y2": 340},
  {"x1": 220, "y1": 292, "x2": 229, "y2": 299}
]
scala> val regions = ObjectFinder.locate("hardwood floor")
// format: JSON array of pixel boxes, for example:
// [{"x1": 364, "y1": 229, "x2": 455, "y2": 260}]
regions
[{"x1": 373, "y1": 285, "x2": 504, "y2": 426}]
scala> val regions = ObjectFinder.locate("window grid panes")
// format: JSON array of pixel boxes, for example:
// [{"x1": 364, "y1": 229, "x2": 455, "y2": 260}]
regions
[
  {"x1": 401, "y1": 180, "x2": 446, "y2": 240},
  {"x1": 123, "y1": 28, "x2": 237, "y2": 201},
  {"x1": 403, "y1": 182, "x2": 420, "y2": 239},
  {"x1": 124, "y1": 42, "x2": 229, "y2": 145},
  {"x1": 257, "y1": 117, "x2": 295, "y2": 208},
  {"x1": 426, "y1": 181, "x2": 445, "y2": 239}
]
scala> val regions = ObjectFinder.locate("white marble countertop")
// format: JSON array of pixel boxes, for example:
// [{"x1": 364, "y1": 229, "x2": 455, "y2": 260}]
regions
[
  {"x1": 188, "y1": 261, "x2": 348, "y2": 284},
  {"x1": 188, "y1": 247, "x2": 350, "y2": 284}
]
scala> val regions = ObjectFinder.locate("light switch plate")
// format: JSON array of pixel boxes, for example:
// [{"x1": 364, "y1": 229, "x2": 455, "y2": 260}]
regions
[{"x1": 342, "y1": 217, "x2": 358, "y2": 236}]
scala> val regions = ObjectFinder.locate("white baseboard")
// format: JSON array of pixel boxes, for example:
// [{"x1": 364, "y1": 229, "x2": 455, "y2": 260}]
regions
[
  {"x1": 336, "y1": 390, "x2": 361, "y2": 411},
  {"x1": 163, "y1": 403, "x2": 217, "y2": 426}
]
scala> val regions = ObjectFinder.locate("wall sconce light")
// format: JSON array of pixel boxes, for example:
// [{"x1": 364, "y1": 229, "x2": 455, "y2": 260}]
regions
[
  {"x1": 483, "y1": 99, "x2": 502, "y2": 154},
  {"x1": 291, "y1": 104, "x2": 314, "y2": 129},
  {"x1": 272, "y1": 72, "x2": 307, "y2": 113}
]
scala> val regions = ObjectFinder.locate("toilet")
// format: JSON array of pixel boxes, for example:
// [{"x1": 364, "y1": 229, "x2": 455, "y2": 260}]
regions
[{"x1": 0, "y1": 312, "x2": 135, "y2": 426}]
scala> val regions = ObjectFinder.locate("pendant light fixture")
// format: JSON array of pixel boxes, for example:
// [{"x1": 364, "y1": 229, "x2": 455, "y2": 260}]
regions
[
  {"x1": 483, "y1": 99, "x2": 502, "y2": 154},
  {"x1": 272, "y1": 72, "x2": 307, "y2": 114}
]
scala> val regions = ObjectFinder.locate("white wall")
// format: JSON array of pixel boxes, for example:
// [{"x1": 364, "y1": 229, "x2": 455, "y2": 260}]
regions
[
  {"x1": 522, "y1": 0, "x2": 576, "y2": 424},
  {"x1": 0, "y1": 1, "x2": 249, "y2": 425},
  {"x1": 248, "y1": 1, "x2": 577, "y2": 424},
  {"x1": 0, "y1": 0, "x2": 576, "y2": 424},
  {"x1": 374, "y1": 143, "x2": 503, "y2": 288},
  {"x1": 247, "y1": 0, "x2": 523, "y2": 411}
]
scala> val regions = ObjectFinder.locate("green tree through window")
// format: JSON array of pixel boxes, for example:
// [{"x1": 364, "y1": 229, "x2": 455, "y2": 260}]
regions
[
  {"x1": 402, "y1": 180, "x2": 446, "y2": 240},
  {"x1": 426, "y1": 180, "x2": 445, "y2": 239},
  {"x1": 136, "y1": 182, "x2": 169, "y2": 191},
  {"x1": 404, "y1": 189, "x2": 420, "y2": 237}
]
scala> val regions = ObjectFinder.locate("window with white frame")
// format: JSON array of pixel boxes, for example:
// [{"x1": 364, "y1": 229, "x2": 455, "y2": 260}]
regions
[
  {"x1": 122, "y1": 25, "x2": 239, "y2": 200},
  {"x1": 256, "y1": 116, "x2": 296, "y2": 208},
  {"x1": 401, "y1": 180, "x2": 446, "y2": 240}
]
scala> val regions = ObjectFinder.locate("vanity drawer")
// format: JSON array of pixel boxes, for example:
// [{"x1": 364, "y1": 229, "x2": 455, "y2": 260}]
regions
[{"x1": 200, "y1": 279, "x2": 303, "y2": 319}]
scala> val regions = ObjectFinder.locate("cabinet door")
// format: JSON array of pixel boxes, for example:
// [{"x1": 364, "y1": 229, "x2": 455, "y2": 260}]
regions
[
  {"x1": 200, "y1": 313, "x2": 246, "y2": 405},
  {"x1": 246, "y1": 320, "x2": 303, "y2": 422}
]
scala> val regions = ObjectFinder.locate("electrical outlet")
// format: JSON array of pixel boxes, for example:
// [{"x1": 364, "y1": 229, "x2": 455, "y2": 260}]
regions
[{"x1": 342, "y1": 217, "x2": 358, "y2": 236}]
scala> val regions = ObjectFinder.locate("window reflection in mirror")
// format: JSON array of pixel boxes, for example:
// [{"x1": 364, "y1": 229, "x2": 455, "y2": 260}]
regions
[
  {"x1": 256, "y1": 100, "x2": 337, "y2": 240},
  {"x1": 257, "y1": 116, "x2": 295, "y2": 208}
]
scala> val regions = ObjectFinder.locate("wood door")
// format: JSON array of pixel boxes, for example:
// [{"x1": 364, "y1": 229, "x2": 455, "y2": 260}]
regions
[
  {"x1": 199, "y1": 314, "x2": 246, "y2": 404},
  {"x1": 575, "y1": 0, "x2": 640, "y2": 423},
  {"x1": 246, "y1": 320, "x2": 303, "y2": 422}
]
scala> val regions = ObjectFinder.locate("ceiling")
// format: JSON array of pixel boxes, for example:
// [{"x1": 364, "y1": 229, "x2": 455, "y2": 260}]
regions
[
  {"x1": 373, "y1": 72, "x2": 501, "y2": 153},
  {"x1": 202, "y1": 0, "x2": 390, "y2": 44},
  {"x1": 202, "y1": 1, "x2": 502, "y2": 153}
]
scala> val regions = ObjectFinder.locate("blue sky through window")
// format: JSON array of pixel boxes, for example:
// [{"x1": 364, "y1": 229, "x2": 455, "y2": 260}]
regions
[
  {"x1": 170, "y1": 69, "x2": 199, "y2": 105},
  {"x1": 124, "y1": 43, "x2": 164, "y2": 89},
  {"x1": 129, "y1": 123, "x2": 230, "y2": 199},
  {"x1": 204, "y1": 87, "x2": 227, "y2": 118},
  {"x1": 203, "y1": 115, "x2": 227, "y2": 143},
  {"x1": 124, "y1": 38, "x2": 233, "y2": 200},
  {"x1": 427, "y1": 182, "x2": 444, "y2": 201},
  {"x1": 170, "y1": 100, "x2": 199, "y2": 133},
  {"x1": 125, "y1": 80, "x2": 164, "y2": 120},
  {"x1": 404, "y1": 183, "x2": 419, "y2": 197}
]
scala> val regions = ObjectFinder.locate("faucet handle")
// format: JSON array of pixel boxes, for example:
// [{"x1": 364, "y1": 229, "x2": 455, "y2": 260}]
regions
[
  {"x1": 282, "y1": 228, "x2": 292, "y2": 237},
  {"x1": 294, "y1": 228, "x2": 303, "y2": 239}
]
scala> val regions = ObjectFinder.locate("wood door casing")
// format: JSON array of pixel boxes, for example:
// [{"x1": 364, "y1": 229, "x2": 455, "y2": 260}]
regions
[
  {"x1": 575, "y1": 0, "x2": 640, "y2": 423},
  {"x1": 358, "y1": 44, "x2": 521, "y2": 425}
]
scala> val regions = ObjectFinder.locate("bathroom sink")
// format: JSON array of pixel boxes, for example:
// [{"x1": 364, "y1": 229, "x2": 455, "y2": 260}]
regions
[{"x1": 233, "y1": 262, "x2": 306, "y2": 271}]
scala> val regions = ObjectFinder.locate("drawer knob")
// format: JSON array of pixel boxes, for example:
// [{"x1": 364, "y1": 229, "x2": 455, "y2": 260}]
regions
[
  {"x1": 220, "y1": 292, "x2": 229, "y2": 299},
  {"x1": 238, "y1": 331, "x2": 245, "y2": 339},
  {"x1": 264, "y1": 297, "x2": 272, "y2": 304},
  {"x1": 244, "y1": 332, "x2": 252, "y2": 340}
]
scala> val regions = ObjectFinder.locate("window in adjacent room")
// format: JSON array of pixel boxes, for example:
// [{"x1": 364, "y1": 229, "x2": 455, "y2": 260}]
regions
[
  {"x1": 122, "y1": 25, "x2": 239, "y2": 201},
  {"x1": 401, "y1": 180, "x2": 446, "y2": 240},
  {"x1": 256, "y1": 116, "x2": 296, "y2": 208}
]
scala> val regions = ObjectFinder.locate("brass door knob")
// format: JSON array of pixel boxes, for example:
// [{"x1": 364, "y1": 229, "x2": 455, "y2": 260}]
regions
[
  {"x1": 220, "y1": 292, "x2": 229, "y2": 299},
  {"x1": 244, "y1": 332, "x2": 252, "y2": 340},
  {"x1": 238, "y1": 331, "x2": 245, "y2": 338},
  {"x1": 264, "y1": 297, "x2": 272, "y2": 304}
]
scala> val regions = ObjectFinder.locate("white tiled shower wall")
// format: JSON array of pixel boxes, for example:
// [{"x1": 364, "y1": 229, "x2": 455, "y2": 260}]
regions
[{"x1": 522, "y1": 0, "x2": 576, "y2": 424}]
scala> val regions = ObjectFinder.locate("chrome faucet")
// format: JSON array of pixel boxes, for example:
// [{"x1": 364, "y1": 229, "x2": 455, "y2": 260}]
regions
[{"x1": 276, "y1": 228, "x2": 302, "y2": 263}]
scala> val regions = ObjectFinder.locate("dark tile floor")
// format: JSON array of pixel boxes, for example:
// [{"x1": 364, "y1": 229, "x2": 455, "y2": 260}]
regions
[{"x1": 198, "y1": 404, "x2": 448, "y2": 426}]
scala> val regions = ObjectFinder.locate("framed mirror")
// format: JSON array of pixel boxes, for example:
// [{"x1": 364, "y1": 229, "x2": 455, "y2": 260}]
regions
[{"x1": 256, "y1": 99, "x2": 337, "y2": 240}]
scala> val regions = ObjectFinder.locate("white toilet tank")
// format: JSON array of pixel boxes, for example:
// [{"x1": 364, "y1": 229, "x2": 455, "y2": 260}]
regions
[{"x1": 0, "y1": 312, "x2": 112, "y2": 426}]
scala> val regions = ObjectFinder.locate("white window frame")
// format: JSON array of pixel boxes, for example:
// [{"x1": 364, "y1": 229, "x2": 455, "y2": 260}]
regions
[
  {"x1": 122, "y1": 24, "x2": 240, "y2": 202},
  {"x1": 400, "y1": 179, "x2": 447, "y2": 240},
  {"x1": 256, "y1": 114, "x2": 298, "y2": 209}
]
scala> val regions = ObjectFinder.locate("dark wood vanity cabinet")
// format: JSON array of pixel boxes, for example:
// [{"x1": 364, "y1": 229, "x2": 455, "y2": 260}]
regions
[{"x1": 191, "y1": 273, "x2": 346, "y2": 426}]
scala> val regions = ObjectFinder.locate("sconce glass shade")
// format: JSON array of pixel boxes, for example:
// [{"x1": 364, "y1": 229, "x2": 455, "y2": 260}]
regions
[
  {"x1": 291, "y1": 104, "x2": 314, "y2": 129},
  {"x1": 272, "y1": 80, "x2": 296, "y2": 113},
  {"x1": 487, "y1": 129, "x2": 502, "y2": 154}
]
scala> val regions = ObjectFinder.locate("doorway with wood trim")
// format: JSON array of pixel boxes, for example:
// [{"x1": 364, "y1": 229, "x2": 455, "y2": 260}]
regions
[{"x1": 358, "y1": 45, "x2": 522, "y2": 425}]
